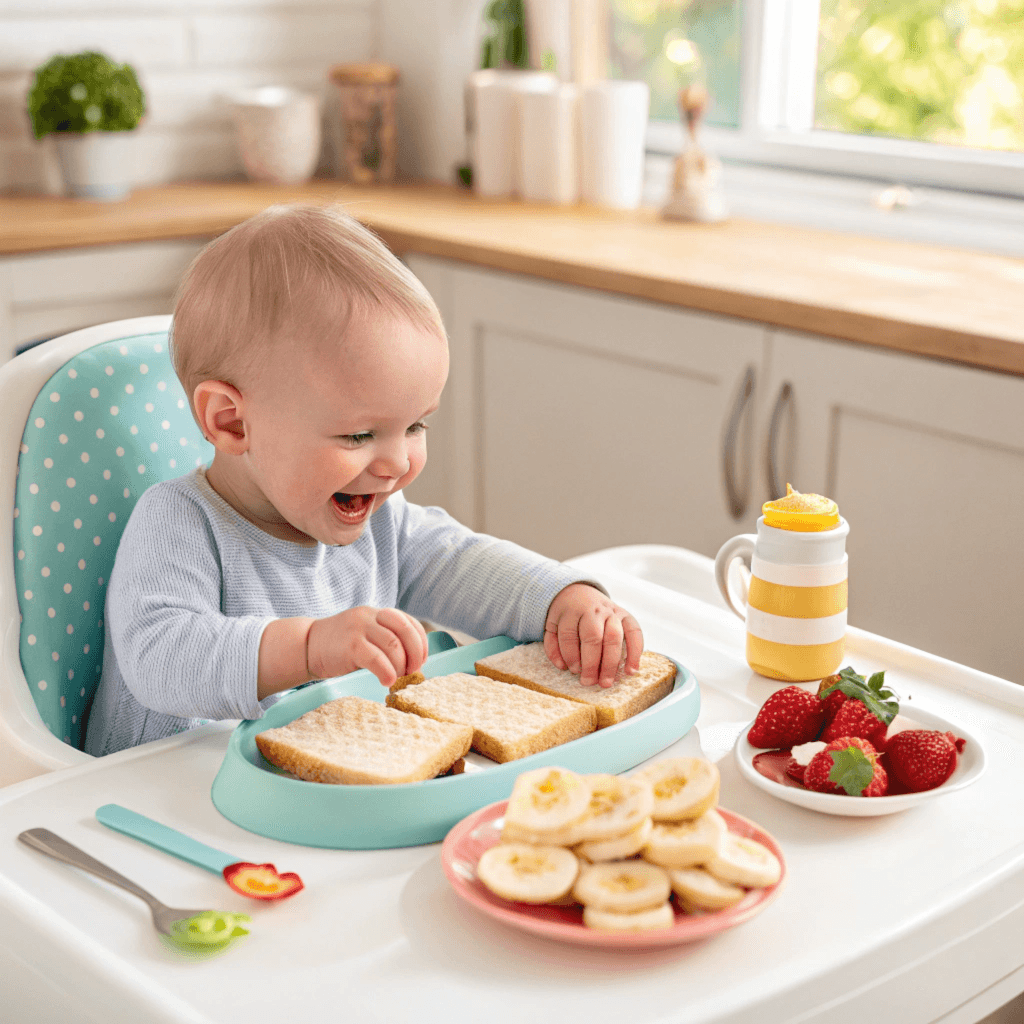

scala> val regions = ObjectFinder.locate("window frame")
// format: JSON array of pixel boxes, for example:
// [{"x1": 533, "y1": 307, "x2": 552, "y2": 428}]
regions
[{"x1": 642, "y1": 0, "x2": 1024, "y2": 199}]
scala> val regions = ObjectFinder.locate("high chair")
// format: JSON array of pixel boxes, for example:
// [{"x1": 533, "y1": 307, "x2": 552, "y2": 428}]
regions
[{"x1": 0, "y1": 316, "x2": 213, "y2": 785}]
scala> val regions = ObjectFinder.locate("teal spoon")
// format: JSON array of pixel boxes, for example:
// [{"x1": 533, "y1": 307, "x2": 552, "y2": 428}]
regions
[{"x1": 96, "y1": 804, "x2": 304, "y2": 901}]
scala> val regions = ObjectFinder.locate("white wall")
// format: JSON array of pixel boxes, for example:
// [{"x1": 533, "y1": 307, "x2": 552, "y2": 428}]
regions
[
  {"x1": 379, "y1": 0, "x2": 487, "y2": 184},
  {"x1": 0, "y1": 0, "x2": 379, "y2": 193}
]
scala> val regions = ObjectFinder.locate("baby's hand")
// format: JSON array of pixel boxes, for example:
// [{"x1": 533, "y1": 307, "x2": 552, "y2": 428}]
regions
[
  {"x1": 544, "y1": 583, "x2": 644, "y2": 688},
  {"x1": 306, "y1": 607, "x2": 429, "y2": 688}
]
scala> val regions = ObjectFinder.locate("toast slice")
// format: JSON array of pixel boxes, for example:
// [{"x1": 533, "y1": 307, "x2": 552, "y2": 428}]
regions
[
  {"x1": 386, "y1": 672, "x2": 597, "y2": 763},
  {"x1": 254, "y1": 695, "x2": 473, "y2": 785},
  {"x1": 474, "y1": 643, "x2": 677, "y2": 729}
]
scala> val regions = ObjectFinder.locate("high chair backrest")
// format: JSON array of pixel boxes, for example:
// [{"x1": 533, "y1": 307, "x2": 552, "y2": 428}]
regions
[{"x1": 10, "y1": 319, "x2": 212, "y2": 751}]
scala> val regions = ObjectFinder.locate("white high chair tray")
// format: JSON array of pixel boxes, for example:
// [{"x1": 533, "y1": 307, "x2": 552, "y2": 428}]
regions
[{"x1": 0, "y1": 543, "x2": 1023, "y2": 1024}]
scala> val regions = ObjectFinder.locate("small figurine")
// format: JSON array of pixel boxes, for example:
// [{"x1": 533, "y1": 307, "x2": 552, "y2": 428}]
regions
[{"x1": 661, "y1": 84, "x2": 728, "y2": 224}]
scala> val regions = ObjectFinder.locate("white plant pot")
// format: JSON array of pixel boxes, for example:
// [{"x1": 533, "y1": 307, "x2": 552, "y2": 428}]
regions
[
  {"x1": 229, "y1": 87, "x2": 322, "y2": 185},
  {"x1": 52, "y1": 131, "x2": 137, "y2": 201}
]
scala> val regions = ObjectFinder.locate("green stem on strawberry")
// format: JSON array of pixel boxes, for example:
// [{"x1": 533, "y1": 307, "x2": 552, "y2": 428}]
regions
[{"x1": 820, "y1": 666, "x2": 900, "y2": 726}]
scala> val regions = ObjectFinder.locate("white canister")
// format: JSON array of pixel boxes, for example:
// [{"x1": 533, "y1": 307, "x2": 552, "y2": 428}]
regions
[
  {"x1": 229, "y1": 87, "x2": 322, "y2": 186},
  {"x1": 579, "y1": 80, "x2": 650, "y2": 210},
  {"x1": 468, "y1": 69, "x2": 557, "y2": 197},
  {"x1": 519, "y1": 84, "x2": 578, "y2": 204}
]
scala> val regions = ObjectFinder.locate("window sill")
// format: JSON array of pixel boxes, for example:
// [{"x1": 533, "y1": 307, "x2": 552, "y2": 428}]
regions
[{"x1": 644, "y1": 154, "x2": 1024, "y2": 260}]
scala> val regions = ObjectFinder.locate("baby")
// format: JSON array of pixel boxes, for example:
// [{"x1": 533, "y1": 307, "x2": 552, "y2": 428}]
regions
[{"x1": 84, "y1": 204, "x2": 643, "y2": 756}]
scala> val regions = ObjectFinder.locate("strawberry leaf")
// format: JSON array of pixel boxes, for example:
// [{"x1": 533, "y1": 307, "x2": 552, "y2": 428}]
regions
[
  {"x1": 828, "y1": 746, "x2": 875, "y2": 796},
  {"x1": 820, "y1": 665, "x2": 899, "y2": 726}
]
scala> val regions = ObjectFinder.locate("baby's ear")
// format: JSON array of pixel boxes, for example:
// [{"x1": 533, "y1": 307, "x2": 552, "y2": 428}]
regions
[{"x1": 194, "y1": 380, "x2": 248, "y2": 454}]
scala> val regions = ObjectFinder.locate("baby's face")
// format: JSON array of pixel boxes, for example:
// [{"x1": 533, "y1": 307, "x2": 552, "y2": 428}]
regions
[{"x1": 240, "y1": 310, "x2": 448, "y2": 546}]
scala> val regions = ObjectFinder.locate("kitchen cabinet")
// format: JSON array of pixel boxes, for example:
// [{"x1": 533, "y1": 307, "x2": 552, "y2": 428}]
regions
[
  {"x1": 3, "y1": 242, "x2": 1019, "y2": 683},
  {"x1": 0, "y1": 241, "x2": 204, "y2": 362},
  {"x1": 420, "y1": 259, "x2": 767, "y2": 560},
  {"x1": 760, "y1": 328, "x2": 1024, "y2": 684},
  {"x1": 405, "y1": 256, "x2": 1024, "y2": 685}
]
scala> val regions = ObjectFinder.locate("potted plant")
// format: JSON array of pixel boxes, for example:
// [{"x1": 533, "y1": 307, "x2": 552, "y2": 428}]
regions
[{"x1": 27, "y1": 50, "x2": 146, "y2": 200}]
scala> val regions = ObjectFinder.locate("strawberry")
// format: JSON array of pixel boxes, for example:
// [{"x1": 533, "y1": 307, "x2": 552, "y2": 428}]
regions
[
  {"x1": 805, "y1": 736, "x2": 888, "y2": 797},
  {"x1": 820, "y1": 697, "x2": 889, "y2": 749},
  {"x1": 816, "y1": 673, "x2": 848, "y2": 731},
  {"x1": 747, "y1": 686, "x2": 826, "y2": 749},
  {"x1": 817, "y1": 666, "x2": 899, "y2": 746},
  {"x1": 885, "y1": 729, "x2": 964, "y2": 792}
]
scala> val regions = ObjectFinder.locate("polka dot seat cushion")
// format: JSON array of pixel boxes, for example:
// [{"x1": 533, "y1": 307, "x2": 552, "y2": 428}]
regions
[{"x1": 14, "y1": 331, "x2": 213, "y2": 749}]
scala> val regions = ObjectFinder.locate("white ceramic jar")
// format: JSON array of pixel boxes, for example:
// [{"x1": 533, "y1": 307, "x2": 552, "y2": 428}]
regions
[{"x1": 228, "y1": 87, "x2": 322, "y2": 185}]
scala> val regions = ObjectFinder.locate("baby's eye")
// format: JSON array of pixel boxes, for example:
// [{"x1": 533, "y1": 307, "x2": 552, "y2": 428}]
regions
[
  {"x1": 406, "y1": 421, "x2": 429, "y2": 437},
  {"x1": 339, "y1": 431, "x2": 374, "y2": 446}
]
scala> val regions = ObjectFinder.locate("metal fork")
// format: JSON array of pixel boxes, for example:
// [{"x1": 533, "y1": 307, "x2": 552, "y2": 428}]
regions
[{"x1": 18, "y1": 827, "x2": 209, "y2": 936}]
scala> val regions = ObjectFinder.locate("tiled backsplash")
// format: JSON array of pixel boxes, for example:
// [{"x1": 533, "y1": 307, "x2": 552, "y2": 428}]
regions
[{"x1": 0, "y1": 0, "x2": 378, "y2": 193}]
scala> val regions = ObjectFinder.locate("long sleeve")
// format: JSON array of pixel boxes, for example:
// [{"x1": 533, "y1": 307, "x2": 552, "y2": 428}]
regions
[
  {"x1": 105, "y1": 489, "x2": 271, "y2": 721},
  {"x1": 392, "y1": 497, "x2": 603, "y2": 642}
]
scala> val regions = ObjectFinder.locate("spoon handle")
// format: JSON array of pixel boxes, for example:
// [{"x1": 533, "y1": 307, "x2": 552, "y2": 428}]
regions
[
  {"x1": 18, "y1": 828, "x2": 164, "y2": 913},
  {"x1": 96, "y1": 804, "x2": 236, "y2": 875}
]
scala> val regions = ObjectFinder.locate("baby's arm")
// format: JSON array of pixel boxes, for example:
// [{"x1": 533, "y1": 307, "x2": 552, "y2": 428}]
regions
[
  {"x1": 257, "y1": 607, "x2": 428, "y2": 697},
  {"x1": 392, "y1": 499, "x2": 645, "y2": 677}
]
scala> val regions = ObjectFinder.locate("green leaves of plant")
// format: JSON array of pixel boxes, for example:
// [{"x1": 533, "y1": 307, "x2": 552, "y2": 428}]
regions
[
  {"x1": 828, "y1": 746, "x2": 876, "y2": 796},
  {"x1": 821, "y1": 665, "x2": 900, "y2": 725},
  {"x1": 27, "y1": 51, "x2": 145, "y2": 139}
]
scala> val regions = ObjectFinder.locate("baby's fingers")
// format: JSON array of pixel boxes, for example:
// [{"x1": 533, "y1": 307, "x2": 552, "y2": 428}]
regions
[
  {"x1": 621, "y1": 612, "x2": 644, "y2": 674},
  {"x1": 547, "y1": 612, "x2": 583, "y2": 677},
  {"x1": 373, "y1": 609, "x2": 428, "y2": 683}
]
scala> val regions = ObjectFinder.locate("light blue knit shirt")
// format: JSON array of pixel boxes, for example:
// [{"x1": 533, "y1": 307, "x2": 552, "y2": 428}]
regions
[{"x1": 84, "y1": 469, "x2": 596, "y2": 756}]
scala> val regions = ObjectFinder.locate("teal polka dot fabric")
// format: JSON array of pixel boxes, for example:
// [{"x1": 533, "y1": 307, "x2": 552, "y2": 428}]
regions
[{"x1": 14, "y1": 331, "x2": 213, "y2": 750}]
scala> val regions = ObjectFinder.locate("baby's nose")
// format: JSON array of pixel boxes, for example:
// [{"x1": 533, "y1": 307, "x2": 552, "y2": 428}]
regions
[{"x1": 369, "y1": 443, "x2": 410, "y2": 479}]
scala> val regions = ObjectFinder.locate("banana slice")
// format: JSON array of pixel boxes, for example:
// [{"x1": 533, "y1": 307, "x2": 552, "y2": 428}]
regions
[
  {"x1": 503, "y1": 767, "x2": 592, "y2": 837},
  {"x1": 642, "y1": 808, "x2": 728, "y2": 869},
  {"x1": 476, "y1": 843, "x2": 580, "y2": 904},
  {"x1": 583, "y1": 902, "x2": 675, "y2": 932},
  {"x1": 669, "y1": 866, "x2": 747, "y2": 911},
  {"x1": 574, "y1": 774, "x2": 655, "y2": 842},
  {"x1": 705, "y1": 833, "x2": 781, "y2": 889},
  {"x1": 576, "y1": 816, "x2": 653, "y2": 863},
  {"x1": 572, "y1": 860, "x2": 671, "y2": 914},
  {"x1": 501, "y1": 818, "x2": 589, "y2": 847},
  {"x1": 634, "y1": 757, "x2": 720, "y2": 821}
]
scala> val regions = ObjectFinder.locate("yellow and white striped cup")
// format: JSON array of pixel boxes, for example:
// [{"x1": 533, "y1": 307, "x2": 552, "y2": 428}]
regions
[{"x1": 714, "y1": 517, "x2": 849, "y2": 682}]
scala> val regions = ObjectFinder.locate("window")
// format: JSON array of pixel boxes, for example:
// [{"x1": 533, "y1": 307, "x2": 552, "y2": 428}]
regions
[{"x1": 609, "y1": 0, "x2": 1024, "y2": 196}]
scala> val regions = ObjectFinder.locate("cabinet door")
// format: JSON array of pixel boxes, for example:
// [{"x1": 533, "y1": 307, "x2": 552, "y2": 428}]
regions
[
  {"x1": 0, "y1": 242, "x2": 206, "y2": 364},
  {"x1": 763, "y1": 329, "x2": 1024, "y2": 684},
  {"x1": 446, "y1": 266, "x2": 766, "y2": 561}
]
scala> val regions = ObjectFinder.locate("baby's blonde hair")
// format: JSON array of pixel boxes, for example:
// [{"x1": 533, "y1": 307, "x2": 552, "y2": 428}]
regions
[{"x1": 170, "y1": 203, "x2": 444, "y2": 415}]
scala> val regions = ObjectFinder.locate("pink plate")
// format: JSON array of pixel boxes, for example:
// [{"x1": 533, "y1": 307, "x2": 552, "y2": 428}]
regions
[{"x1": 441, "y1": 800, "x2": 787, "y2": 949}]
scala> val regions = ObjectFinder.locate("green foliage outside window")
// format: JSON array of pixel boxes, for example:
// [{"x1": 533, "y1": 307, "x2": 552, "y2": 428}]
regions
[
  {"x1": 27, "y1": 51, "x2": 145, "y2": 139},
  {"x1": 608, "y1": 0, "x2": 742, "y2": 127},
  {"x1": 817, "y1": 0, "x2": 1024, "y2": 151}
]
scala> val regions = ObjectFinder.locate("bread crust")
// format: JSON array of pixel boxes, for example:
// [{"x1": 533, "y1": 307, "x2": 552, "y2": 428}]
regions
[
  {"x1": 474, "y1": 646, "x2": 677, "y2": 728},
  {"x1": 254, "y1": 695, "x2": 472, "y2": 785}
]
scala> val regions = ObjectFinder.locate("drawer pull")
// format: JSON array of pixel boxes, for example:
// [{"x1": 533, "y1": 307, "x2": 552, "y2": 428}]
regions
[
  {"x1": 723, "y1": 365, "x2": 755, "y2": 520},
  {"x1": 766, "y1": 381, "x2": 793, "y2": 500}
]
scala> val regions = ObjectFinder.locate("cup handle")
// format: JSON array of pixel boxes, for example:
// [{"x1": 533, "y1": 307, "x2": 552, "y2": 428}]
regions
[{"x1": 714, "y1": 534, "x2": 756, "y2": 620}]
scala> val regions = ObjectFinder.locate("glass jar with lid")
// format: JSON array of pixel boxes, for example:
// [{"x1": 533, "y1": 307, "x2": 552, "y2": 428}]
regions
[{"x1": 327, "y1": 62, "x2": 399, "y2": 184}]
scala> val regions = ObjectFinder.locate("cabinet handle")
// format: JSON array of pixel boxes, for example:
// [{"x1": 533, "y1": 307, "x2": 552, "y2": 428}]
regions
[
  {"x1": 766, "y1": 381, "x2": 793, "y2": 500},
  {"x1": 722, "y1": 365, "x2": 755, "y2": 520}
]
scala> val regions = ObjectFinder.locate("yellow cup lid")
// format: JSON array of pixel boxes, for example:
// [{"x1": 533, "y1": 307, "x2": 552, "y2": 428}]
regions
[{"x1": 762, "y1": 483, "x2": 840, "y2": 532}]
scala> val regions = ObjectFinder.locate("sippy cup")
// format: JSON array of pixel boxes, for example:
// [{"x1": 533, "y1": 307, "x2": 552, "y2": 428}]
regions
[{"x1": 714, "y1": 485, "x2": 848, "y2": 682}]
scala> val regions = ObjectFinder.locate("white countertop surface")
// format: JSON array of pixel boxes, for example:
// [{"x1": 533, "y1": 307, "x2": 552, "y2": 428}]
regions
[{"x1": 1, "y1": 545, "x2": 1023, "y2": 1024}]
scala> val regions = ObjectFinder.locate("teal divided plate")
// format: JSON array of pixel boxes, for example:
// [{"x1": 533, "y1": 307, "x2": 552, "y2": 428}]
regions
[{"x1": 211, "y1": 633, "x2": 700, "y2": 850}]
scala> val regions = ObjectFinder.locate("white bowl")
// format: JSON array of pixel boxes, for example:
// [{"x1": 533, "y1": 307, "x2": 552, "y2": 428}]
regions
[{"x1": 734, "y1": 704, "x2": 986, "y2": 817}]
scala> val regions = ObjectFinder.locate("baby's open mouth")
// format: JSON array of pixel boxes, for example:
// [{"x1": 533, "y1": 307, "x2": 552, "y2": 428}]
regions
[{"x1": 331, "y1": 492, "x2": 374, "y2": 522}]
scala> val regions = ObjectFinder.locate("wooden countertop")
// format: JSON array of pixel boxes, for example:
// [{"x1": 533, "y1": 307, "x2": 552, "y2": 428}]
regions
[{"x1": 2, "y1": 179, "x2": 1022, "y2": 376}]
